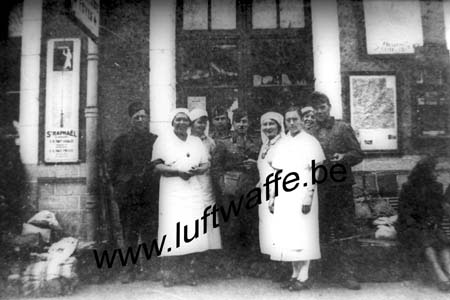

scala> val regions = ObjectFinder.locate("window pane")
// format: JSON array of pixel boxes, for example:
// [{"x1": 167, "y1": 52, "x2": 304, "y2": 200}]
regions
[
  {"x1": 179, "y1": 42, "x2": 210, "y2": 85},
  {"x1": 251, "y1": 39, "x2": 313, "y2": 87},
  {"x1": 280, "y1": 0, "x2": 304, "y2": 28},
  {"x1": 183, "y1": 0, "x2": 208, "y2": 30},
  {"x1": 178, "y1": 42, "x2": 239, "y2": 86},
  {"x1": 212, "y1": 0, "x2": 236, "y2": 29},
  {"x1": 252, "y1": 0, "x2": 277, "y2": 29},
  {"x1": 210, "y1": 44, "x2": 239, "y2": 86}
]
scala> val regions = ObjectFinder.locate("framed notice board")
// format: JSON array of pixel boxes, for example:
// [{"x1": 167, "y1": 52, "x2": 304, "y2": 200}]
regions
[{"x1": 349, "y1": 74, "x2": 398, "y2": 152}]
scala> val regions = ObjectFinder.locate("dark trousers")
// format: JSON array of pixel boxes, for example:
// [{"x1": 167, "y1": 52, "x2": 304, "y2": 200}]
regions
[
  {"x1": 118, "y1": 201, "x2": 158, "y2": 272},
  {"x1": 319, "y1": 185, "x2": 359, "y2": 279},
  {"x1": 218, "y1": 193, "x2": 260, "y2": 263}
]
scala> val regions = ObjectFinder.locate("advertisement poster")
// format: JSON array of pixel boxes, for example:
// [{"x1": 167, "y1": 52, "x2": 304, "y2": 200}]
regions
[{"x1": 44, "y1": 39, "x2": 81, "y2": 163}]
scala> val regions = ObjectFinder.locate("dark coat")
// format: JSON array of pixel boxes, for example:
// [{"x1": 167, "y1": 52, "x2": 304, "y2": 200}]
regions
[
  {"x1": 314, "y1": 117, "x2": 364, "y2": 186},
  {"x1": 108, "y1": 130, "x2": 158, "y2": 206},
  {"x1": 397, "y1": 181, "x2": 449, "y2": 249}
]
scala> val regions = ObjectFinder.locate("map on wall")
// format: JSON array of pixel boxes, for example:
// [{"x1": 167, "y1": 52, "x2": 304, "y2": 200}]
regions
[
  {"x1": 363, "y1": 0, "x2": 423, "y2": 54},
  {"x1": 350, "y1": 75, "x2": 398, "y2": 151}
]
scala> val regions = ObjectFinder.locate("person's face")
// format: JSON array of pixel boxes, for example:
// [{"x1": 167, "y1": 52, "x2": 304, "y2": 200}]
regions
[
  {"x1": 262, "y1": 119, "x2": 280, "y2": 140},
  {"x1": 212, "y1": 114, "x2": 229, "y2": 131},
  {"x1": 314, "y1": 102, "x2": 331, "y2": 123},
  {"x1": 234, "y1": 116, "x2": 249, "y2": 135},
  {"x1": 191, "y1": 116, "x2": 208, "y2": 136},
  {"x1": 130, "y1": 109, "x2": 149, "y2": 132},
  {"x1": 172, "y1": 113, "x2": 190, "y2": 134},
  {"x1": 302, "y1": 111, "x2": 316, "y2": 130},
  {"x1": 285, "y1": 111, "x2": 302, "y2": 135}
]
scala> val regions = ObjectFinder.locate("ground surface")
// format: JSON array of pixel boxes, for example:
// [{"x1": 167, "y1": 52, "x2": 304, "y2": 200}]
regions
[{"x1": 8, "y1": 277, "x2": 450, "y2": 300}]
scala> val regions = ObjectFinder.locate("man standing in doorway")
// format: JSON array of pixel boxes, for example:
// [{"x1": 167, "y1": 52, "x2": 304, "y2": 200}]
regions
[
  {"x1": 310, "y1": 92, "x2": 364, "y2": 290},
  {"x1": 108, "y1": 102, "x2": 159, "y2": 283}
]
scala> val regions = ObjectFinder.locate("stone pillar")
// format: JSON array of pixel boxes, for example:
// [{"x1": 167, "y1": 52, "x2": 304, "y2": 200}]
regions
[
  {"x1": 311, "y1": 0, "x2": 342, "y2": 118},
  {"x1": 85, "y1": 38, "x2": 99, "y2": 241},
  {"x1": 444, "y1": 0, "x2": 450, "y2": 50},
  {"x1": 19, "y1": 0, "x2": 42, "y2": 164},
  {"x1": 149, "y1": 0, "x2": 177, "y2": 136}
]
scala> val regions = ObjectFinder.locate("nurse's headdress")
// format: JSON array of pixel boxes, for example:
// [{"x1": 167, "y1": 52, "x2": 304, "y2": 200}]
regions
[{"x1": 260, "y1": 111, "x2": 285, "y2": 145}]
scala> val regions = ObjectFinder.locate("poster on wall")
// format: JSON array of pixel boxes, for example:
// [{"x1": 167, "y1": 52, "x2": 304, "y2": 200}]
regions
[
  {"x1": 350, "y1": 75, "x2": 398, "y2": 151},
  {"x1": 45, "y1": 39, "x2": 81, "y2": 163},
  {"x1": 363, "y1": 0, "x2": 423, "y2": 54}
]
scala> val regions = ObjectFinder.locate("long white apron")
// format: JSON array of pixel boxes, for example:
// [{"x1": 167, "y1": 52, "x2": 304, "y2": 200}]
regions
[
  {"x1": 269, "y1": 131, "x2": 325, "y2": 261},
  {"x1": 257, "y1": 135, "x2": 282, "y2": 255},
  {"x1": 152, "y1": 132, "x2": 213, "y2": 256},
  {"x1": 196, "y1": 136, "x2": 221, "y2": 250}
]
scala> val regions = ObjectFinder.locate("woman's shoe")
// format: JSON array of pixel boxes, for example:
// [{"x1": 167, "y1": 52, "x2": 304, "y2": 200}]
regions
[
  {"x1": 185, "y1": 278, "x2": 198, "y2": 286},
  {"x1": 280, "y1": 278, "x2": 296, "y2": 289},
  {"x1": 288, "y1": 280, "x2": 307, "y2": 292},
  {"x1": 437, "y1": 280, "x2": 450, "y2": 292},
  {"x1": 162, "y1": 278, "x2": 175, "y2": 287}
]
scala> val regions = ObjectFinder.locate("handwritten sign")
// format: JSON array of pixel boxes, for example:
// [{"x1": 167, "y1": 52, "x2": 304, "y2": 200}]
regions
[
  {"x1": 363, "y1": 0, "x2": 423, "y2": 54},
  {"x1": 70, "y1": 0, "x2": 99, "y2": 39}
]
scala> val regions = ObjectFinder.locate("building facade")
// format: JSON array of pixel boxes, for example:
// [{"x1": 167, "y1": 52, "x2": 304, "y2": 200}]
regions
[{"x1": 4, "y1": 0, "x2": 450, "y2": 239}]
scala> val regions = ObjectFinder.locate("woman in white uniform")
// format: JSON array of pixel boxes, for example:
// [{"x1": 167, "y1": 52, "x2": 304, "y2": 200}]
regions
[
  {"x1": 257, "y1": 112, "x2": 285, "y2": 256},
  {"x1": 152, "y1": 108, "x2": 212, "y2": 287},
  {"x1": 269, "y1": 106, "x2": 325, "y2": 291},
  {"x1": 189, "y1": 108, "x2": 222, "y2": 250}
]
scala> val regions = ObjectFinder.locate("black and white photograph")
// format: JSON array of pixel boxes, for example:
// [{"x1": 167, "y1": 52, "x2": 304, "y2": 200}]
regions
[{"x1": 1, "y1": 0, "x2": 450, "y2": 299}]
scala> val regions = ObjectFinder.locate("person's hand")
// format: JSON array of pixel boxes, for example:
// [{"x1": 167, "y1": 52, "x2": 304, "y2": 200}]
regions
[
  {"x1": 268, "y1": 198, "x2": 274, "y2": 214},
  {"x1": 178, "y1": 170, "x2": 192, "y2": 180},
  {"x1": 188, "y1": 166, "x2": 202, "y2": 176},
  {"x1": 302, "y1": 190, "x2": 313, "y2": 214},
  {"x1": 330, "y1": 153, "x2": 345, "y2": 162},
  {"x1": 302, "y1": 204, "x2": 311, "y2": 214}
]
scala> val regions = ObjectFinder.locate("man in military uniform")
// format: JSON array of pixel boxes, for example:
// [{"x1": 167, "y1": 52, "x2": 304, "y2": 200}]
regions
[
  {"x1": 108, "y1": 102, "x2": 159, "y2": 283},
  {"x1": 210, "y1": 105, "x2": 232, "y2": 142},
  {"x1": 310, "y1": 92, "x2": 364, "y2": 290},
  {"x1": 211, "y1": 108, "x2": 261, "y2": 276}
]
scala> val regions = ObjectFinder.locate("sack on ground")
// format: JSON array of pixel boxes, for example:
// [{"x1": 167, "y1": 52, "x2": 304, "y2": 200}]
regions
[{"x1": 27, "y1": 210, "x2": 62, "y2": 230}]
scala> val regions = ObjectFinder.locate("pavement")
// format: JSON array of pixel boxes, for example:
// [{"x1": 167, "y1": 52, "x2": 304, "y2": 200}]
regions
[{"x1": 8, "y1": 277, "x2": 450, "y2": 300}]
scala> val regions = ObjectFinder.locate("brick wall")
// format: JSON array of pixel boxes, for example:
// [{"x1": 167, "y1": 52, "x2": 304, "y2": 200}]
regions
[{"x1": 98, "y1": 0, "x2": 150, "y2": 153}]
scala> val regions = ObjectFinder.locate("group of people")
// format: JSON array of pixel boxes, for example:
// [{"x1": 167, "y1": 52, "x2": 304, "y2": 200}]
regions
[{"x1": 108, "y1": 91, "x2": 450, "y2": 293}]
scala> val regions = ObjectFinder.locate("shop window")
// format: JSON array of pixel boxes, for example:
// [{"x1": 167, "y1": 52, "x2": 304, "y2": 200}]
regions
[
  {"x1": 182, "y1": 0, "x2": 236, "y2": 30},
  {"x1": 252, "y1": 0, "x2": 304, "y2": 29},
  {"x1": 177, "y1": 0, "x2": 312, "y2": 126}
]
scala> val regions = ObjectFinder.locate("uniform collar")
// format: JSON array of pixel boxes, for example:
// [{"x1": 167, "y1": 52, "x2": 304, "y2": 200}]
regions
[
  {"x1": 318, "y1": 116, "x2": 335, "y2": 129},
  {"x1": 211, "y1": 130, "x2": 232, "y2": 139}
]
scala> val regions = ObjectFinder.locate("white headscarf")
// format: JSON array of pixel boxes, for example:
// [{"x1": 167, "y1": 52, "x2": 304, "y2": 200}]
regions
[
  {"x1": 189, "y1": 108, "x2": 211, "y2": 139},
  {"x1": 260, "y1": 112, "x2": 285, "y2": 145},
  {"x1": 170, "y1": 108, "x2": 190, "y2": 126},
  {"x1": 189, "y1": 108, "x2": 208, "y2": 122}
]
